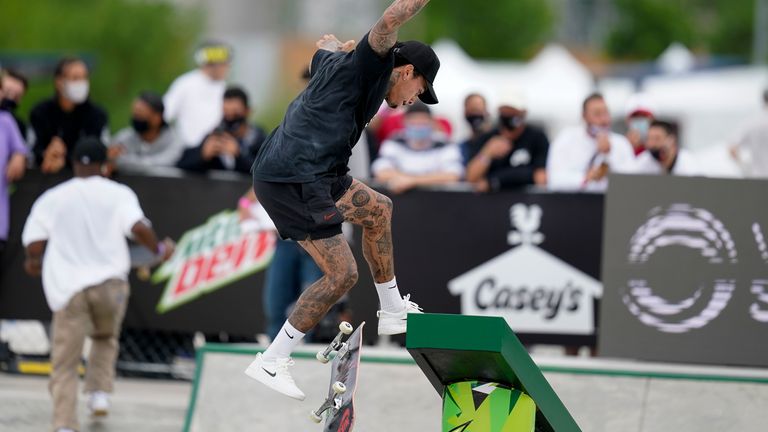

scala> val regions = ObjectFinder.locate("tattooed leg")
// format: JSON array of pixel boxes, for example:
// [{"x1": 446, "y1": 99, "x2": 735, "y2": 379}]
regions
[
  {"x1": 289, "y1": 235, "x2": 358, "y2": 332},
  {"x1": 336, "y1": 180, "x2": 395, "y2": 283}
]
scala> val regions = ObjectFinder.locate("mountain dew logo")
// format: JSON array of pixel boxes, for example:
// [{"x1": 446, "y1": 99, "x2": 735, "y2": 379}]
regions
[
  {"x1": 443, "y1": 381, "x2": 536, "y2": 432},
  {"x1": 152, "y1": 210, "x2": 276, "y2": 313}
]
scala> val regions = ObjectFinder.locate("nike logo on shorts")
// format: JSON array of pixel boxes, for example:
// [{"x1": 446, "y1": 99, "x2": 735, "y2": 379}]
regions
[{"x1": 323, "y1": 212, "x2": 337, "y2": 221}]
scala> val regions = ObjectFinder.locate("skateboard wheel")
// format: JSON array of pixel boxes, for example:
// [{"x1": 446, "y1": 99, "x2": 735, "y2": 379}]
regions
[
  {"x1": 310, "y1": 410, "x2": 323, "y2": 423},
  {"x1": 316, "y1": 351, "x2": 330, "y2": 364},
  {"x1": 339, "y1": 322, "x2": 353, "y2": 335},
  {"x1": 332, "y1": 381, "x2": 347, "y2": 394}
]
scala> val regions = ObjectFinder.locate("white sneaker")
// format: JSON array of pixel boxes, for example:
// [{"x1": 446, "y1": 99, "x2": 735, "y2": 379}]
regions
[
  {"x1": 244, "y1": 353, "x2": 305, "y2": 401},
  {"x1": 377, "y1": 294, "x2": 423, "y2": 335},
  {"x1": 88, "y1": 391, "x2": 110, "y2": 418}
]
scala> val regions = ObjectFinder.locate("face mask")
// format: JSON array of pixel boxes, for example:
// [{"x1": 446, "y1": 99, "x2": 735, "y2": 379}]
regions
[
  {"x1": 131, "y1": 117, "x2": 151, "y2": 134},
  {"x1": 499, "y1": 115, "x2": 523, "y2": 131},
  {"x1": 465, "y1": 114, "x2": 486, "y2": 131},
  {"x1": 649, "y1": 148, "x2": 664, "y2": 161},
  {"x1": 222, "y1": 116, "x2": 246, "y2": 133},
  {"x1": 629, "y1": 118, "x2": 651, "y2": 140},
  {"x1": 588, "y1": 125, "x2": 610, "y2": 137},
  {"x1": 0, "y1": 98, "x2": 18, "y2": 111},
  {"x1": 64, "y1": 80, "x2": 89, "y2": 104},
  {"x1": 405, "y1": 125, "x2": 433, "y2": 142}
]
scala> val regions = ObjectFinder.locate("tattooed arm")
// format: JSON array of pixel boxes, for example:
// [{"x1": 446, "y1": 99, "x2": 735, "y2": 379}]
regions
[{"x1": 369, "y1": 0, "x2": 430, "y2": 57}]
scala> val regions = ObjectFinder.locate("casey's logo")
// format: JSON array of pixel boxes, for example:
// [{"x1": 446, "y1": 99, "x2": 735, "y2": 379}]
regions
[{"x1": 152, "y1": 210, "x2": 276, "y2": 313}]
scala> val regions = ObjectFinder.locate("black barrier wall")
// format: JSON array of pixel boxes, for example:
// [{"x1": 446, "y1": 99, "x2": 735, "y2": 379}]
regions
[
  {"x1": 600, "y1": 174, "x2": 768, "y2": 367},
  {"x1": 1, "y1": 170, "x2": 603, "y2": 346}
]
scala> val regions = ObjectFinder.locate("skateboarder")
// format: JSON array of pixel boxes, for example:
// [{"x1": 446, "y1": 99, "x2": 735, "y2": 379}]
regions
[{"x1": 246, "y1": 0, "x2": 439, "y2": 400}]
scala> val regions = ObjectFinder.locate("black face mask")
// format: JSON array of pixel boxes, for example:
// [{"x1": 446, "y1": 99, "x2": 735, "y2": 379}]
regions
[
  {"x1": 223, "y1": 116, "x2": 246, "y2": 134},
  {"x1": 465, "y1": 114, "x2": 486, "y2": 131},
  {"x1": 0, "y1": 98, "x2": 17, "y2": 112},
  {"x1": 131, "y1": 117, "x2": 151, "y2": 134},
  {"x1": 499, "y1": 115, "x2": 524, "y2": 131},
  {"x1": 649, "y1": 148, "x2": 664, "y2": 161}
]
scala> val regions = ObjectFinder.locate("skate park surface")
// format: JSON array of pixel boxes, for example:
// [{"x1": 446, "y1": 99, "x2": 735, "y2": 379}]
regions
[
  {"x1": 187, "y1": 344, "x2": 768, "y2": 432},
  {"x1": 4, "y1": 344, "x2": 767, "y2": 432}
]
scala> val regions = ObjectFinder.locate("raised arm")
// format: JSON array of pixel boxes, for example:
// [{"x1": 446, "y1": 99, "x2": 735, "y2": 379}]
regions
[{"x1": 369, "y1": 0, "x2": 430, "y2": 57}]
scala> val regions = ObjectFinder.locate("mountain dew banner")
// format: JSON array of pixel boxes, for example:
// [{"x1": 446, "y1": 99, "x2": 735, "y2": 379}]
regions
[
  {"x1": 443, "y1": 381, "x2": 535, "y2": 432},
  {"x1": 153, "y1": 210, "x2": 276, "y2": 313}
]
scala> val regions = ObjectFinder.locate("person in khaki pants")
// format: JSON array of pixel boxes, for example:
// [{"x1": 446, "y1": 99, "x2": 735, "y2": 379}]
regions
[{"x1": 22, "y1": 137, "x2": 173, "y2": 432}]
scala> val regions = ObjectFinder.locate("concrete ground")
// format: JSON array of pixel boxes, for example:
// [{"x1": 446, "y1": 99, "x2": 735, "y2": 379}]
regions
[
  {"x1": 0, "y1": 373, "x2": 190, "y2": 432},
  {"x1": 191, "y1": 346, "x2": 768, "y2": 432},
  {"x1": 4, "y1": 345, "x2": 768, "y2": 432}
]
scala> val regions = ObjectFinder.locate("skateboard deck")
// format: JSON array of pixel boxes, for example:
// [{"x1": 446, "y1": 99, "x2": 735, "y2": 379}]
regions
[
  {"x1": 128, "y1": 242, "x2": 162, "y2": 268},
  {"x1": 324, "y1": 321, "x2": 364, "y2": 432}
]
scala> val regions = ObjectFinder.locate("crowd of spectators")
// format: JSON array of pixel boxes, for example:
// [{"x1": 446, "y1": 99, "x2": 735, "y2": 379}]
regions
[{"x1": 2, "y1": 44, "x2": 768, "y2": 202}]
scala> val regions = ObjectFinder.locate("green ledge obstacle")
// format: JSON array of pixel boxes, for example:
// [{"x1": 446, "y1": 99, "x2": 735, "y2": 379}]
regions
[{"x1": 406, "y1": 314, "x2": 581, "y2": 432}]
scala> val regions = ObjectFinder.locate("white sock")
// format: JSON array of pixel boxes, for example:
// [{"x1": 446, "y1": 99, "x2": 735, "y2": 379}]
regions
[
  {"x1": 262, "y1": 321, "x2": 305, "y2": 362},
  {"x1": 375, "y1": 277, "x2": 403, "y2": 313}
]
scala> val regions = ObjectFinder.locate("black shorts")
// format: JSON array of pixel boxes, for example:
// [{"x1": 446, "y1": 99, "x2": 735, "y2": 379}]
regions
[{"x1": 253, "y1": 175, "x2": 353, "y2": 241}]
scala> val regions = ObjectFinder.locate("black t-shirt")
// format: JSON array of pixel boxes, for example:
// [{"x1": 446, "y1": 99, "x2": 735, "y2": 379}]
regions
[
  {"x1": 30, "y1": 97, "x2": 108, "y2": 164},
  {"x1": 251, "y1": 33, "x2": 394, "y2": 183},
  {"x1": 464, "y1": 125, "x2": 550, "y2": 190}
]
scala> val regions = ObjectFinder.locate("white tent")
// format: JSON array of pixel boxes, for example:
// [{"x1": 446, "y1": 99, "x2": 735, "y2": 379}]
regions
[{"x1": 430, "y1": 41, "x2": 595, "y2": 140}]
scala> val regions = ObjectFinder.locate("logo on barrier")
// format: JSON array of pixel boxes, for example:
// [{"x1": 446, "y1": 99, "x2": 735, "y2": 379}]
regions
[
  {"x1": 448, "y1": 204, "x2": 602, "y2": 334},
  {"x1": 620, "y1": 204, "x2": 767, "y2": 333},
  {"x1": 152, "y1": 210, "x2": 276, "y2": 313}
]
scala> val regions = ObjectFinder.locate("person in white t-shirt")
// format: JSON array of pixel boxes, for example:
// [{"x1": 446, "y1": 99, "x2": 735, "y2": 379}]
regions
[
  {"x1": 634, "y1": 120, "x2": 699, "y2": 176},
  {"x1": 21, "y1": 137, "x2": 174, "y2": 432},
  {"x1": 372, "y1": 101, "x2": 463, "y2": 193},
  {"x1": 547, "y1": 92, "x2": 636, "y2": 191},
  {"x1": 163, "y1": 41, "x2": 232, "y2": 147}
]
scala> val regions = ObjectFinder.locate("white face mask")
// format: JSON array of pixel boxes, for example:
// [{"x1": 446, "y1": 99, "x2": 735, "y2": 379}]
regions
[{"x1": 64, "y1": 80, "x2": 89, "y2": 104}]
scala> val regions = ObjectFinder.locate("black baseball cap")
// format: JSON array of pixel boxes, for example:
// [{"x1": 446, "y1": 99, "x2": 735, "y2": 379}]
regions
[
  {"x1": 72, "y1": 137, "x2": 107, "y2": 165},
  {"x1": 394, "y1": 41, "x2": 440, "y2": 105}
]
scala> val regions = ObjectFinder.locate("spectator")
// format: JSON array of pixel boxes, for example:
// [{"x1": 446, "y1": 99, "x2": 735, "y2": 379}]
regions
[
  {"x1": 21, "y1": 137, "x2": 174, "y2": 432},
  {"x1": 463, "y1": 91, "x2": 549, "y2": 191},
  {"x1": 176, "y1": 86, "x2": 266, "y2": 174},
  {"x1": 624, "y1": 93, "x2": 656, "y2": 156},
  {"x1": 108, "y1": 91, "x2": 183, "y2": 170},
  {"x1": 374, "y1": 104, "x2": 452, "y2": 145},
  {"x1": 1, "y1": 72, "x2": 27, "y2": 257},
  {"x1": 461, "y1": 93, "x2": 491, "y2": 145},
  {"x1": 164, "y1": 41, "x2": 232, "y2": 148},
  {"x1": 29, "y1": 57, "x2": 108, "y2": 174},
  {"x1": 547, "y1": 92, "x2": 636, "y2": 191},
  {"x1": 730, "y1": 89, "x2": 768, "y2": 178},
  {"x1": 634, "y1": 120, "x2": 698, "y2": 176},
  {"x1": 1, "y1": 69, "x2": 29, "y2": 141},
  {"x1": 372, "y1": 102, "x2": 463, "y2": 194}
]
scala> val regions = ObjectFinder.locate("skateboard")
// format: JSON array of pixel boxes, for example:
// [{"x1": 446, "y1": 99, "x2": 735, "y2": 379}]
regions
[
  {"x1": 128, "y1": 241, "x2": 164, "y2": 281},
  {"x1": 311, "y1": 321, "x2": 364, "y2": 432}
]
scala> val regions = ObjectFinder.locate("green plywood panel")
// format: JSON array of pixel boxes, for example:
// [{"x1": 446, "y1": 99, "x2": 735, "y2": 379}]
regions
[{"x1": 406, "y1": 313, "x2": 581, "y2": 432}]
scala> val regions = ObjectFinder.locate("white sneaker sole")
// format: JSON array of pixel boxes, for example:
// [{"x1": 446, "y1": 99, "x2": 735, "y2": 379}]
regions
[
  {"x1": 244, "y1": 363, "x2": 306, "y2": 401},
  {"x1": 378, "y1": 320, "x2": 407, "y2": 336}
]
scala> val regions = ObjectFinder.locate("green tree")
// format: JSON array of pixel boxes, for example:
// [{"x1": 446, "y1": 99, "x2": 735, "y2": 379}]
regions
[
  {"x1": 399, "y1": 0, "x2": 555, "y2": 59},
  {"x1": 707, "y1": 0, "x2": 755, "y2": 60},
  {"x1": 0, "y1": 0, "x2": 202, "y2": 132},
  {"x1": 606, "y1": 0, "x2": 697, "y2": 60}
]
